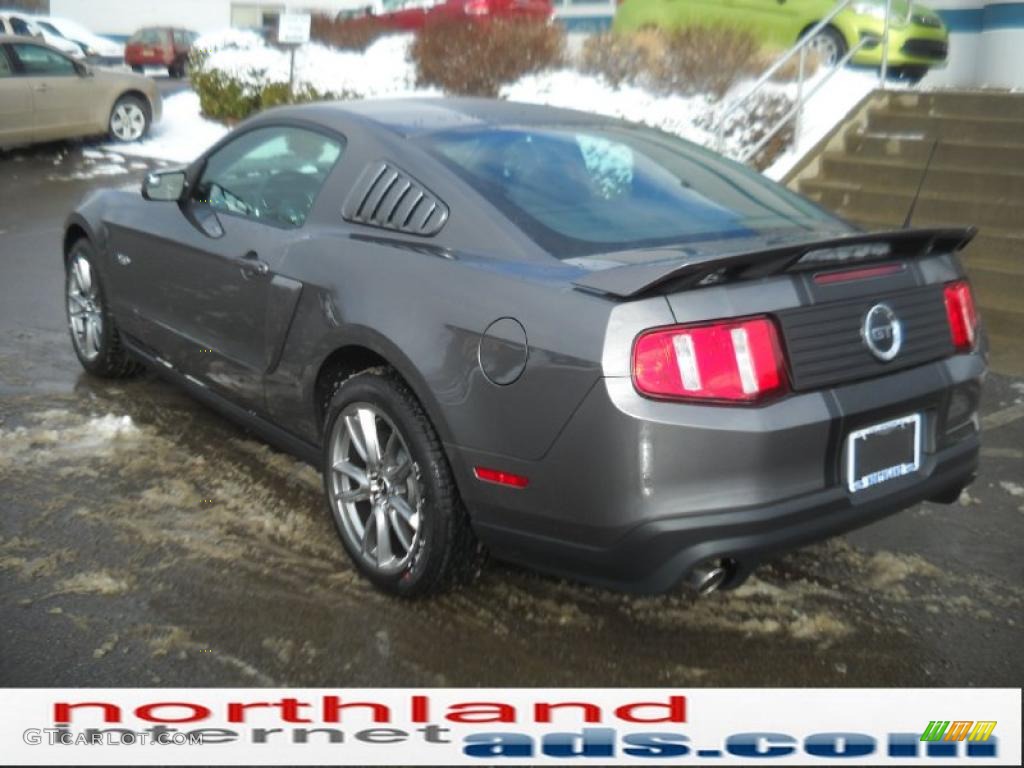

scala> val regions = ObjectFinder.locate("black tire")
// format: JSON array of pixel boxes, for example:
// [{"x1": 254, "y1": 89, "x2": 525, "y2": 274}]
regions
[
  {"x1": 108, "y1": 95, "x2": 151, "y2": 143},
  {"x1": 64, "y1": 239, "x2": 143, "y2": 379},
  {"x1": 131, "y1": 65, "x2": 144, "y2": 74},
  {"x1": 168, "y1": 59, "x2": 186, "y2": 78},
  {"x1": 806, "y1": 25, "x2": 848, "y2": 67},
  {"x1": 321, "y1": 368, "x2": 483, "y2": 597}
]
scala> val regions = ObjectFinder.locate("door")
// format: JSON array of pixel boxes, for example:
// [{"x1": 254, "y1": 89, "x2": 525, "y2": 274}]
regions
[
  {"x1": 0, "y1": 46, "x2": 34, "y2": 145},
  {"x1": 8, "y1": 42, "x2": 92, "y2": 139},
  {"x1": 727, "y1": 0, "x2": 818, "y2": 48},
  {"x1": 111, "y1": 125, "x2": 345, "y2": 410}
]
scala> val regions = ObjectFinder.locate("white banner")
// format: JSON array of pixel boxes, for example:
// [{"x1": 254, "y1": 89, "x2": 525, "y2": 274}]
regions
[{"x1": 0, "y1": 688, "x2": 1019, "y2": 765}]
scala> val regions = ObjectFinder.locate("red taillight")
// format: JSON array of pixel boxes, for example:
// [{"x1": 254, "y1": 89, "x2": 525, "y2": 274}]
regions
[
  {"x1": 464, "y1": 0, "x2": 490, "y2": 14},
  {"x1": 632, "y1": 316, "x2": 788, "y2": 404},
  {"x1": 474, "y1": 466, "x2": 529, "y2": 488},
  {"x1": 944, "y1": 280, "x2": 979, "y2": 351}
]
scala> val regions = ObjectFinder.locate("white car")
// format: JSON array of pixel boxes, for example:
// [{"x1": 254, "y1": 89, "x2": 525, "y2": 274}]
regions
[
  {"x1": 30, "y1": 16, "x2": 124, "y2": 66},
  {"x1": 0, "y1": 12, "x2": 84, "y2": 59}
]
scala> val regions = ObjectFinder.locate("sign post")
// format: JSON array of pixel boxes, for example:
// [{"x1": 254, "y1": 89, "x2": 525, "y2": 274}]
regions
[{"x1": 278, "y1": 13, "x2": 312, "y2": 102}]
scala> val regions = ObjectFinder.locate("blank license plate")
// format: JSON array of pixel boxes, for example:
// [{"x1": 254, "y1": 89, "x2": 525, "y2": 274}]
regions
[{"x1": 847, "y1": 414, "x2": 921, "y2": 493}]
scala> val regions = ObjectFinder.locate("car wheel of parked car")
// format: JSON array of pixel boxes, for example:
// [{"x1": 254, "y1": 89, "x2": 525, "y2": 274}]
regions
[
  {"x1": 131, "y1": 65, "x2": 144, "y2": 74},
  {"x1": 168, "y1": 58, "x2": 187, "y2": 79},
  {"x1": 108, "y1": 95, "x2": 150, "y2": 143},
  {"x1": 65, "y1": 240, "x2": 143, "y2": 378},
  {"x1": 806, "y1": 26, "x2": 847, "y2": 67},
  {"x1": 322, "y1": 369, "x2": 483, "y2": 597}
]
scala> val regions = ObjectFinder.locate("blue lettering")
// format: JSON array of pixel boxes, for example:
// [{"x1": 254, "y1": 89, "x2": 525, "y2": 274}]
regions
[
  {"x1": 542, "y1": 728, "x2": 615, "y2": 758},
  {"x1": 726, "y1": 733, "x2": 796, "y2": 758},
  {"x1": 463, "y1": 732, "x2": 533, "y2": 758},
  {"x1": 622, "y1": 732, "x2": 690, "y2": 758},
  {"x1": 805, "y1": 732, "x2": 875, "y2": 758}
]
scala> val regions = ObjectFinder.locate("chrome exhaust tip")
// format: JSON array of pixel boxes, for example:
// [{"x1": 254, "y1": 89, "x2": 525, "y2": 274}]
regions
[{"x1": 688, "y1": 559, "x2": 732, "y2": 596}]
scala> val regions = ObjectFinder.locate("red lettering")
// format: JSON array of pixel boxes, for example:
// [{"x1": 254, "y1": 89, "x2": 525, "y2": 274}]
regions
[
  {"x1": 54, "y1": 702, "x2": 121, "y2": 724},
  {"x1": 614, "y1": 696, "x2": 686, "y2": 723},
  {"x1": 535, "y1": 702, "x2": 602, "y2": 723},
  {"x1": 411, "y1": 695, "x2": 429, "y2": 723},
  {"x1": 322, "y1": 696, "x2": 390, "y2": 723},
  {"x1": 134, "y1": 702, "x2": 211, "y2": 724},
  {"x1": 446, "y1": 703, "x2": 516, "y2": 723}
]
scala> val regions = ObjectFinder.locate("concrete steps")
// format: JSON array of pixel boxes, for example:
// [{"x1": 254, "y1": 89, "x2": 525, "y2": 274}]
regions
[{"x1": 790, "y1": 89, "x2": 1024, "y2": 375}]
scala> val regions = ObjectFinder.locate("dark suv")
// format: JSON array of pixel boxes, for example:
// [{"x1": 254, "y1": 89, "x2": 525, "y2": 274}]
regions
[{"x1": 125, "y1": 26, "x2": 196, "y2": 78}]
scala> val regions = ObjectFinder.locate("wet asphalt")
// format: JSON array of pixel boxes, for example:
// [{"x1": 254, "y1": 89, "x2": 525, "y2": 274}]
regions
[{"x1": 1, "y1": 141, "x2": 1022, "y2": 689}]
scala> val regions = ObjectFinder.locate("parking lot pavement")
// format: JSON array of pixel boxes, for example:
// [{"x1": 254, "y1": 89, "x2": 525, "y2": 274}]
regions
[{"x1": 1, "y1": 144, "x2": 1022, "y2": 689}]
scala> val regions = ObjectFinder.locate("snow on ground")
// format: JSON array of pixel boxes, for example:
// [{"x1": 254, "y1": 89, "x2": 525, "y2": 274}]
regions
[
  {"x1": 102, "y1": 91, "x2": 228, "y2": 165},
  {"x1": 503, "y1": 70, "x2": 717, "y2": 147},
  {"x1": 764, "y1": 68, "x2": 882, "y2": 181},
  {"x1": 116, "y1": 29, "x2": 879, "y2": 177}
]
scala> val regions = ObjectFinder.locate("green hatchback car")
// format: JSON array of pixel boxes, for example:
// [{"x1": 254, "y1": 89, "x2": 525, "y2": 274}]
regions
[{"x1": 614, "y1": 0, "x2": 948, "y2": 79}]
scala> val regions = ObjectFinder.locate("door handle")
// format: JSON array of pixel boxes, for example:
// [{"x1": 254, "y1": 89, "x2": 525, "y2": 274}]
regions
[{"x1": 234, "y1": 250, "x2": 270, "y2": 277}]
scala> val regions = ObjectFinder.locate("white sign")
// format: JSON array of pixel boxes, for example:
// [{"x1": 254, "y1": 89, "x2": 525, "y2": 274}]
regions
[
  {"x1": 0, "y1": 688, "x2": 1020, "y2": 765},
  {"x1": 278, "y1": 13, "x2": 311, "y2": 45}
]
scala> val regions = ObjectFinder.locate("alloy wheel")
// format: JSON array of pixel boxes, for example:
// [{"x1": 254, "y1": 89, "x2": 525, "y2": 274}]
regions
[
  {"x1": 110, "y1": 102, "x2": 147, "y2": 141},
  {"x1": 328, "y1": 403, "x2": 421, "y2": 575},
  {"x1": 808, "y1": 32, "x2": 841, "y2": 67},
  {"x1": 67, "y1": 254, "x2": 103, "y2": 362}
]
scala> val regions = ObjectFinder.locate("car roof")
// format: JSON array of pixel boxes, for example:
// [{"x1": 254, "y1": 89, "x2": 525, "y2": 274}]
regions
[
  {"x1": 255, "y1": 97, "x2": 627, "y2": 138},
  {"x1": 0, "y1": 33, "x2": 41, "y2": 43}
]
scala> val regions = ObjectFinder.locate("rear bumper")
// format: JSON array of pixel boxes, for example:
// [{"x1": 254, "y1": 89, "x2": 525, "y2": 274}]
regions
[
  {"x1": 475, "y1": 434, "x2": 977, "y2": 593},
  {"x1": 455, "y1": 351, "x2": 986, "y2": 594}
]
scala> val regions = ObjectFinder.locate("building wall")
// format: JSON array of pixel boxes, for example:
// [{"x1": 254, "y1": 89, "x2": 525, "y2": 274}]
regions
[
  {"x1": 924, "y1": 1, "x2": 1024, "y2": 88},
  {"x1": 48, "y1": 0, "x2": 369, "y2": 37}
]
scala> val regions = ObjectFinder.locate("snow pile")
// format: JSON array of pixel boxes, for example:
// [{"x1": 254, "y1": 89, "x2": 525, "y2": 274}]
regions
[
  {"x1": 504, "y1": 69, "x2": 717, "y2": 147},
  {"x1": 120, "y1": 29, "x2": 876, "y2": 176},
  {"x1": 764, "y1": 68, "x2": 880, "y2": 180},
  {"x1": 197, "y1": 33, "x2": 427, "y2": 99},
  {"x1": 194, "y1": 28, "x2": 266, "y2": 53},
  {"x1": 104, "y1": 91, "x2": 229, "y2": 163}
]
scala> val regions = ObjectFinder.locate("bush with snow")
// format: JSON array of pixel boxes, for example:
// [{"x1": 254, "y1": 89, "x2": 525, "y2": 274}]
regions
[{"x1": 183, "y1": 23, "x2": 876, "y2": 171}]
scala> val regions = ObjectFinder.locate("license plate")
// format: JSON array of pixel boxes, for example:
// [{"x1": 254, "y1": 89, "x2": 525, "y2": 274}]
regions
[
  {"x1": 142, "y1": 49, "x2": 154, "y2": 57},
  {"x1": 846, "y1": 414, "x2": 921, "y2": 493}
]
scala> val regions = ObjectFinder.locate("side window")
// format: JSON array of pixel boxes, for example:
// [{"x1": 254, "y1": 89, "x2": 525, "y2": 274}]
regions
[
  {"x1": 172, "y1": 30, "x2": 185, "y2": 46},
  {"x1": 194, "y1": 126, "x2": 345, "y2": 229},
  {"x1": 10, "y1": 17, "x2": 32, "y2": 36},
  {"x1": 10, "y1": 43, "x2": 76, "y2": 76}
]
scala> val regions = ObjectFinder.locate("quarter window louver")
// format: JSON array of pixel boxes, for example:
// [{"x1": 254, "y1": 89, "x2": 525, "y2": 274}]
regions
[{"x1": 342, "y1": 161, "x2": 449, "y2": 236}]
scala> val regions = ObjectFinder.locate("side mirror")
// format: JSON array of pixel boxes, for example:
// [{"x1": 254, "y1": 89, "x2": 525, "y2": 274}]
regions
[
  {"x1": 74, "y1": 61, "x2": 93, "y2": 77},
  {"x1": 142, "y1": 170, "x2": 187, "y2": 202}
]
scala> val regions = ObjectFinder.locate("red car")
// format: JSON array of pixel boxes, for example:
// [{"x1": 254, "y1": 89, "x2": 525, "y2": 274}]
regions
[
  {"x1": 339, "y1": 0, "x2": 553, "y2": 31},
  {"x1": 125, "y1": 27, "x2": 197, "y2": 78}
]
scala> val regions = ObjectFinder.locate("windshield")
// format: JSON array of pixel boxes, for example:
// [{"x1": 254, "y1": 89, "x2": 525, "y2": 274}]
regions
[{"x1": 419, "y1": 125, "x2": 847, "y2": 258}]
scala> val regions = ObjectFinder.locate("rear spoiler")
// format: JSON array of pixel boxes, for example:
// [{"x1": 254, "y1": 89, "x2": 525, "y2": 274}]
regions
[{"x1": 571, "y1": 227, "x2": 977, "y2": 299}]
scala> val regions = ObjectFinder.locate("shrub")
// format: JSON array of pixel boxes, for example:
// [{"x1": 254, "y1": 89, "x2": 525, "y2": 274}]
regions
[
  {"x1": 191, "y1": 67, "x2": 348, "y2": 122},
  {"x1": 650, "y1": 26, "x2": 763, "y2": 99},
  {"x1": 311, "y1": 12, "x2": 391, "y2": 51},
  {"x1": 579, "y1": 30, "x2": 664, "y2": 88},
  {"x1": 411, "y1": 19, "x2": 565, "y2": 97},
  {"x1": 700, "y1": 91, "x2": 795, "y2": 170},
  {"x1": 581, "y1": 26, "x2": 763, "y2": 99}
]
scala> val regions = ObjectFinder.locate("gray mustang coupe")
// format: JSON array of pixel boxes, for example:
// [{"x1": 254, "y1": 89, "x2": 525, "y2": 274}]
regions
[{"x1": 64, "y1": 98, "x2": 986, "y2": 597}]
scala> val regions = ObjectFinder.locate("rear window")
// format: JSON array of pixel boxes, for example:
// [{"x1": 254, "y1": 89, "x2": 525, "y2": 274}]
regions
[
  {"x1": 131, "y1": 28, "x2": 166, "y2": 45},
  {"x1": 419, "y1": 125, "x2": 844, "y2": 258}
]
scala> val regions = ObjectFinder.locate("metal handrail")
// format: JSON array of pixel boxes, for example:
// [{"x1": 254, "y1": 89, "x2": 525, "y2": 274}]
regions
[{"x1": 715, "y1": 0, "x2": 905, "y2": 163}]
